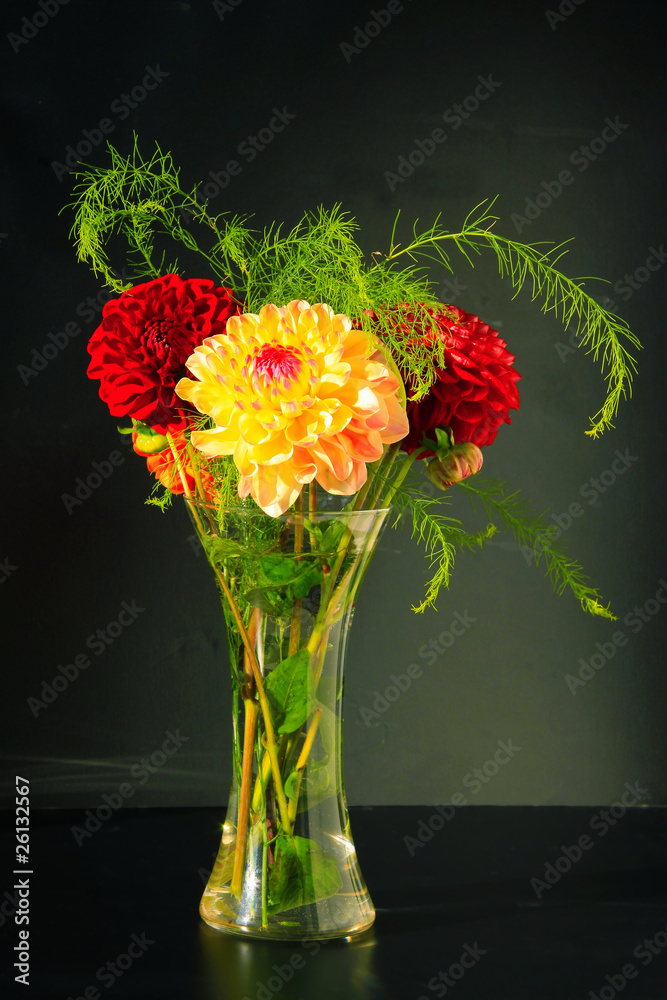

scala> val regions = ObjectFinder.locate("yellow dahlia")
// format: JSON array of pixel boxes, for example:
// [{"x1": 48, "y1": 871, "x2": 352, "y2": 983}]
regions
[{"x1": 175, "y1": 300, "x2": 409, "y2": 516}]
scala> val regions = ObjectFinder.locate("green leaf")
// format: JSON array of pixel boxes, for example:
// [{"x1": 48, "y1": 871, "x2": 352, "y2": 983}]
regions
[
  {"x1": 284, "y1": 769, "x2": 300, "y2": 800},
  {"x1": 303, "y1": 518, "x2": 349, "y2": 557},
  {"x1": 318, "y1": 518, "x2": 349, "y2": 556},
  {"x1": 258, "y1": 553, "x2": 303, "y2": 586},
  {"x1": 433, "y1": 426, "x2": 454, "y2": 458},
  {"x1": 257, "y1": 553, "x2": 324, "y2": 600},
  {"x1": 284, "y1": 755, "x2": 331, "y2": 808},
  {"x1": 241, "y1": 587, "x2": 286, "y2": 617},
  {"x1": 264, "y1": 649, "x2": 313, "y2": 734},
  {"x1": 290, "y1": 563, "x2": 323, "y2": 598},
  {"x1": 201, "y1": 535, "x2": 247, "y2": 563},
  {"x1": 268, "y1": 834, "x2": 342, "y2": 915}
]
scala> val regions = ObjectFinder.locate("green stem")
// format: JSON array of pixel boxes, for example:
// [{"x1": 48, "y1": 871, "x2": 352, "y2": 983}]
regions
[
  {"x1": 287, "y1": 709, "x2": 322, "y2": 825},
  {"x1": 230, "y1": 605, "x2": 261, "y2": 897},
  {"x1": 169, "y1": 434, "x2": 213, "y2": 548},
  {"x1": 351, "y1": 443, "x2": 397, "y2": 511},
  {"x1": 307, "y1": 482, "x2": 318, "y2": 550},
  {"x1": 365, "y1": 442, "x2": 401, "y2": 509},
  {"x1": 231, "y1": 697, "x2": 259, "y2": 896},
  {"x1": 288, "y1": 493, "x2": 304, "y2": 656},
  {"x1": 251, "y1": 733, "x2": 290, "y2": 814},
  {"x1": 380, "y1": 446, "x2": 426, "y2": 507},
  {"x1": 261, "y1": 818, "x2": 268, "y2": 929},
  {"x1": 307, "y1": 504, "x2": 390, "y2": 665},
  {"x1": 213, "y1": 569, "x2": 292, "y2": 834},
  {"x1": 167, "y1": 430, "x2": 197, "y2": 507}
]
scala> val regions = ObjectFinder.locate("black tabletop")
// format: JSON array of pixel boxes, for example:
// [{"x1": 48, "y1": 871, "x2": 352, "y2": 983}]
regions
[{"x1": 2, "y1": 806, "x2": 666, "y2": 999}]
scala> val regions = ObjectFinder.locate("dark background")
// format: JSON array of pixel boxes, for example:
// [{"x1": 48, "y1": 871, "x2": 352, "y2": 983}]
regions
[{"x1": 1, "y1": 0, "x2": 665, "y2": 812}]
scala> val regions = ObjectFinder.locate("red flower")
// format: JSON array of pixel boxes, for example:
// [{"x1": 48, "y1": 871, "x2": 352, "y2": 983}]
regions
[
  {"x1": 87, "y1": 273, "x2": 240, "y2": 428},
  {"x1": 367, "y1": 303, "x2": 520, "y2": 454}
]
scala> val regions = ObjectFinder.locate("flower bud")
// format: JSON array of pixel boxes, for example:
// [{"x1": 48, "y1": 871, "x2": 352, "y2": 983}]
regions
[
  {"x1": 426, "y1": 442, "x2": 483, "y2": 489},
  {"x1": 132, "y1": 425, "x2": 170, "y2": 455}
]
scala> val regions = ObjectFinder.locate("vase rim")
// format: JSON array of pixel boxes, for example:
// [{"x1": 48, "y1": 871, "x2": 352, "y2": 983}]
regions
[{"x1": 185, "y1": 498, "x2": 389, "y2": 515}]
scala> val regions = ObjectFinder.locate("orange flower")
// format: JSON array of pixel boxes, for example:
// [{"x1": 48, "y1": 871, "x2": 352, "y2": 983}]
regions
[
  {"x1": 175, "y1": 301, "x2": 408, "y2": 516},
  {"x1": 133, "y1": 422, "x2": 216, "y2": 499}
]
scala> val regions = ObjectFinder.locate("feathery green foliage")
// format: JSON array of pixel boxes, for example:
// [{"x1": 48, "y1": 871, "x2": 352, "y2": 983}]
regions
[
  {"x1": 69, "y1": 141, "x2": 639, "y2": 428},
  {"x1": 378, "y1": 199, "x2": 640, "y2": 436},
  {"x1": 456, "y1": 478, "x2": 615, "y2": 618},
  {"x1": 388, "y1": 480, "x2": 497, "y2": 613},
  {"x1": 68, "y1": 141, "x2": 635, "y2": 616}
]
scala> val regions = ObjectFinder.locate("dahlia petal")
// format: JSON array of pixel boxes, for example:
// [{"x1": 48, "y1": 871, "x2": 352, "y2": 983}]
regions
[
  {"x1": 310, "y1": 439, "x2": 354, "y2": 482},
  {"x1": 353, "y1": 385, "x2": 382, "y2": 414},
  {"x1": 339, "y1": 327, "x2": 371, "y2": 357},
  {"x1": 251, "y1": 465, "x2": 302, "y2": 517},
  {"x1": 380, "y1": 394, "x2": 410, "y2": 443},
  {"x1": 238, "y1": 412, "x2": 272, "y2": 445},
  {"x1": 337, "y1": 428, "x2": 384, "y2": 462},
  {"x1": 316, "y1": 457, "x2": 367, "y2": 496},
  {"x1": 249, "y1": 437, "x2": 294, "y2": 466},
  {"x1": 191, "y1": 427, "x2": 238, "y2": 457}
]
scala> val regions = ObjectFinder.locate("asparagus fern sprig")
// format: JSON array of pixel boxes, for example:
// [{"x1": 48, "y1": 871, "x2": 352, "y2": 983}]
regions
[
  {"x1": 68, "y1": 142, "x2": 635, "y2": 619},
  {"x1": 376, "y1": 198, "x2": 640, "y2": 437},
  {"x1": 456, "y1": 477, "x2": 615, "y2": 619}
]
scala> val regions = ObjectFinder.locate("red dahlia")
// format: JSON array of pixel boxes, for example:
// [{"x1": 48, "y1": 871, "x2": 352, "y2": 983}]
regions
[
  {"x1": 368, "y1": 303, "x2": 520, "y2": 454},
  {"x1": 87, "y1": 273, "x2": 240, "y2": 428}
]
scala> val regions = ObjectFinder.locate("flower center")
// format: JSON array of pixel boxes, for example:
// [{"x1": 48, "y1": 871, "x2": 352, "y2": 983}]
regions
[
  {"x1": 144, "y1": 319, "x2": 175, "y2": 349},
  {"x1": 141, "y1": 318, "x2": 191, "y2": 389},
  {"x1": 253, "y1": 344, "x2": 302, "y2": 385}
]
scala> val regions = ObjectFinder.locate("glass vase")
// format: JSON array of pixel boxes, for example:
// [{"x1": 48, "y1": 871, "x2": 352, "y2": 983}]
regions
[{"x1": 187, "y1": 497, "x2": 389, "y2": 941}]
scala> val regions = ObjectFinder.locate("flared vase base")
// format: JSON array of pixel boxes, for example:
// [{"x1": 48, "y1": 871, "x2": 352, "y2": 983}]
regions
[{"x1": 200, "y1": 890, "x2": 375, "y2": 942}]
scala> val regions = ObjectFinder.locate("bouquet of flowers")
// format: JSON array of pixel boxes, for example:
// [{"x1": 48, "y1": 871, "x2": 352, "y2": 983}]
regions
[{"x1": 68, "y1": 142, "x2": 639, "y2": 939}]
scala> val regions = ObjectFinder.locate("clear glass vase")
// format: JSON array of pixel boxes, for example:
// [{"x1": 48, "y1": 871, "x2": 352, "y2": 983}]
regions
[{"x1": 187, "y1": 497, "x2": 389, "y2": 941}]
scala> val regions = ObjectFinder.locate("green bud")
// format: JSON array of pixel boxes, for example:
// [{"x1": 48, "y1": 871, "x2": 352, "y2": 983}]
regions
[{"x1": 132, "y1": 421, "x2": 170, "y2": 455}]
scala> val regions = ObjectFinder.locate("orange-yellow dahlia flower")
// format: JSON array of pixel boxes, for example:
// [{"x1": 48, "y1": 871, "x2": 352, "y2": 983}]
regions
[{"x1": 175, "y1": 300, "x2": 409, "y2": 516}]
